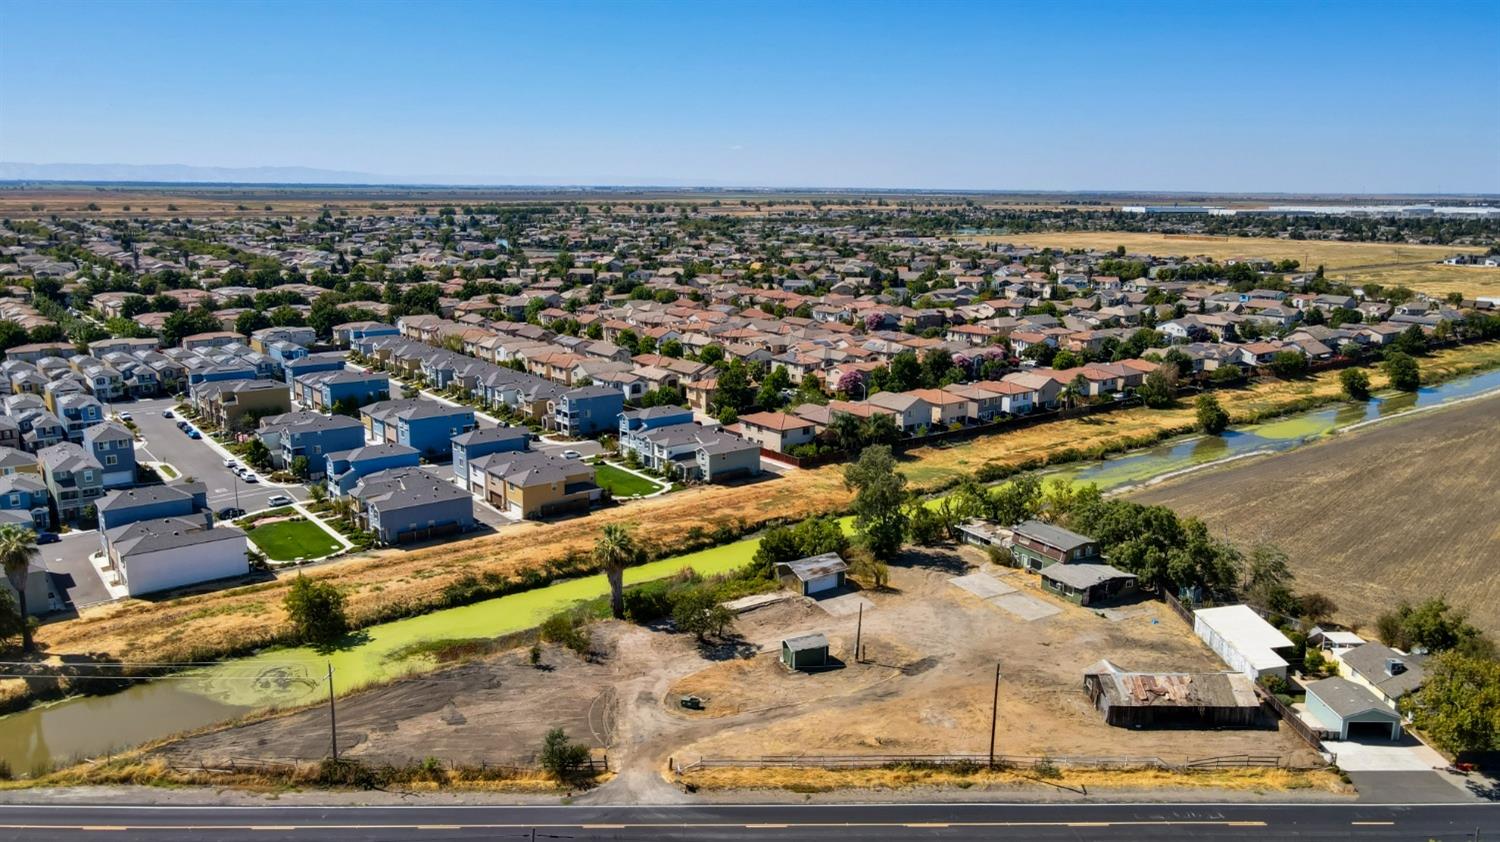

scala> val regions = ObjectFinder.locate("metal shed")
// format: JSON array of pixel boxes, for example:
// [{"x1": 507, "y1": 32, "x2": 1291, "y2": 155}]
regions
[
  {"x1": 775, "y1": 552, "x2": 848, "y2": 596},
  {"x1": 781, "y1": 633, "x2": 830, "y2": 671},
  {"x1": 1305, "y1": 676, "x2": 1403, "y2": 741}
]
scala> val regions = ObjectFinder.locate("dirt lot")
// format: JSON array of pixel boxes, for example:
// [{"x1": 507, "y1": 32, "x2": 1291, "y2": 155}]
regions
[
  {"x1": 149, "y1": 544, "x2": 1318, "y2": 796},
  {"x1": 671, "y1": 549, "x2": 1318, "y2": 766},
  {"x1": 1131, "y1": 391, "x2": 1500, "y2": 636},
  {"x1": 966, "y1": 231, "x2": 1495, "y2": 297}
]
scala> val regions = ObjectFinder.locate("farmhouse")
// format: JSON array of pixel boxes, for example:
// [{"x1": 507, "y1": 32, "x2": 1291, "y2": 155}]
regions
[
  {"x1": 775, "y1": 552, "x2": 848, "y2": 596},
  {"x1": 1008, "y1": 519, "x2": 1101, "y2": 571},
  {"x1": 1332, "y1": 642, "x2": 1426, "y2": 708},
  {"x1": 1193, "y1": 605, "x2": 1295, "y2": 680},
  {"x1": 1082, "y1": 659, "x2": 1262, "y2": 728}
]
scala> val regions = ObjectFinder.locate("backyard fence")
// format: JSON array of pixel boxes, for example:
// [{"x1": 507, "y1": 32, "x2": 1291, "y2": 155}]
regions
[{"x1": 1256, "y1": 686, "x2": 1329, "y2": 752}]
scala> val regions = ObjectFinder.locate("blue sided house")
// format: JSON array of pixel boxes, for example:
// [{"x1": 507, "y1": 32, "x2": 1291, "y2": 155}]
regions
[
  {"x1": 96, "y1": 480, "x2": 209, "y2": 531},
  {"x1": 326, "y1": 443, "x2": 421, "y2": 496},
  {"x1": 0, "y1": 474, "x2": 52, "y2": 529},
  {"x1": 553, "y1": 384, "x2": 625, "y2": 437},
  {"x1": 83, "y1": 422, "x2": 137, "y2": 488},
  {"x1": 450, "y1": 425, "x2": 530, "y2": 484},
  {"x1": 282, "y1": 353, "x2": 348, "y2": 385},
  {"x1": 394, "y1": 402, "x2": 476, "y2": 461},
  {"x1": 256, "y1": 411, "x2": 366, "y2": 479}
]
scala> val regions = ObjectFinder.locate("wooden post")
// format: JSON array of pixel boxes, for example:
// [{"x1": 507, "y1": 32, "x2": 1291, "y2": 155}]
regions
[
  {"x1": 854, "y1": 604, "x2": 863, "y2": 663},
  {"x1": 327, "y1": 662, "x2": 338, "y2": 761},
  {"x1": 988, "y1": 662, "x2": 1001, "y2": 768}
]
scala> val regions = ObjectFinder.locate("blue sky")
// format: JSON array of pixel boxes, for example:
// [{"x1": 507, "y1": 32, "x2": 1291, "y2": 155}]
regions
[{"x1": 1, "y1": 0, "x2": 1496, "y2": 192}]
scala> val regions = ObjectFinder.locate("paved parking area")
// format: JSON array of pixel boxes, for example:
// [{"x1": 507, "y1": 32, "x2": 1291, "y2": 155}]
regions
[
  {"x1": 40, "y1": 531, "x2": 110, "y2": 609},
  {"x1": 130, "y1": 396, "x2": 308, "y2": 514},
  {"x1": 1328, "y1": 733, "x2": 1448, "y2": 772},
  {"x1": 1348, "y1": 770, "x2": 1478, "y2": 803}
]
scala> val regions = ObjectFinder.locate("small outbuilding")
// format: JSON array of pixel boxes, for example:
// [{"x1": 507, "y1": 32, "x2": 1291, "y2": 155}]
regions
[
  {"x1": 776, "y1": 552, "x2": 848, "y2": 596},
  {"x1": 781, "y1": 632, "x2": 830, "y2": 671},
  {"x1": 1041, "y1": 562, "x2": 1137, "y2": 606},
  {"x1": 1305, "y1": 676, "x2": 1404, "y2": 741},
  {"x1": 1193, "y1": 604, "x2": 1295, "y2": 680}
]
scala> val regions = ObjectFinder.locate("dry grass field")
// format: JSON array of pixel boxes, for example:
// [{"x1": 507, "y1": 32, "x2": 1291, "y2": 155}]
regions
[
  {"x1": 1131, "y1": 392, "x2": 1500, "y2": 635},
  {"x1": 967, "y1": 231, "x2": 1496, "y2": 297},
  {"x1": 18, "y1": 341, "x2": 1499, "y2": 690}
]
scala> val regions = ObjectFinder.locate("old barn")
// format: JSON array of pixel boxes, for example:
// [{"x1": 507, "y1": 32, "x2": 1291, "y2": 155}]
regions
[{"x1": 1082, "y1": 659, "x2": 1263, "y2": 728}]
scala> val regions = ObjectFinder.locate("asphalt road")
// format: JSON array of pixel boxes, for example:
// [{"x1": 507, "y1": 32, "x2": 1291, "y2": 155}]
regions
[
  {"x1": 130, "y1": 396, "x2": 308, "y2": 514},
  {"x1": 0, "y1": 801, "x2": 1495, "y2": 840}
]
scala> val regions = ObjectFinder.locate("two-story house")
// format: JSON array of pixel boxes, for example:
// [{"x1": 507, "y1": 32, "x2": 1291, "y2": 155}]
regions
[
  {"x1": 38, "y1": 441, "x2": 105, "y2": 522},
  {"x1": 83, "y1": 422, "x2": 136, "y2": 488}
]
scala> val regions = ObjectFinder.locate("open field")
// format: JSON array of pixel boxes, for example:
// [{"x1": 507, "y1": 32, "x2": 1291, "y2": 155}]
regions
[
  {"x1": 16, "y1": 341, "x2": 1500, "y2": 686},
  {"x1": 244, "y1": 519, "x2": 342, "y2": 561},
  {"x1": 1131, "y1": 391, "x2": 1500, "y2": 635},
  {"x1": 965, "y1": 231, "x2": 1496, "y2": 297},
  {"x1": 128, "y1": 546, "x2": 1318, "y2": 797}
]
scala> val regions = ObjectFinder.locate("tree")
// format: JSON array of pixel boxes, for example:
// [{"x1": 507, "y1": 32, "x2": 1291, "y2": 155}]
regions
[
  {"x1": 1375, "y1": 598, "x2": 1492, "y2": 657},
  {"x1": 539, "y1": 727, "x2": 592, "y2": 782},
  {"x1": 0, "y1": 587, "x2": 26, "y2": 651},
  {"x1": 843, "y1": 445, "x2": 908, "y2": 560},
  {"x1": 1298, "y1": 592, "x2": 1338, "y2": 626},
  {"x1": 711, "y1": 360, "x2": 753, "y2": 416},
  {"x1": 1268, "y1": 351, "x2": 1308, "y2": 380},
  {"x1": 751, "y1": 516, "x2": 848, "y2": 575},
  {"x1": 308, "y1": 484, "x2": 328, "y2": 505},
  {"x1": 1339, "y1": 367, "x2": 1371, "y2": 401},
  {"x1": 0, "y1": 321, "x2": 29, "y2": 351},
  {"x1": 671, "y1": 585, "x2": 733, "y2": 642},
  {"x1": 1137, "y1": 364, "x2": 1179, "y2": 408},
  {"x1": 594, "y1": 524, "x2": 642, "y2": 619},
  {"x1": 290, "y1": 455, "x2": 311, "y2": 480},
  {"x1": 160, "y1": 307, "x2": 224, "y2": 348},
  {"x1": 243, "y1": 438, "x2": 273, "y2": 470},
  {"x1": 1194, "y1": 393, "x2": 1229, "y2": 435},
  {"x1": 1243, "y1": 544, "x2": 1298, "y2": 616},
  {"x1": 0, "y1": 526, "x2": 38, "y2": 651},
  {"x1": 1384, "y1": 351, "x2": 1421, "y2": 391},
  {"x1": 235, "y1": 309, "x2": 272, "y2": 337},
  {"x1": 283, "y1": 575, "x2": 348, "y2": 647},
  {"x1": 845, "y1": 542, "x2": 889, "y2": 589},
  {"x1": 1050, "y1": 349, "x2": 1084, "y2": 370},
  {"x1": 1402, "y1": 653, "x2": 1500, "y2": 755}
]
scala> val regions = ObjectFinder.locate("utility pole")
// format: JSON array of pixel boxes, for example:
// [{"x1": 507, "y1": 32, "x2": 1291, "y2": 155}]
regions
[
  {"x1": 327, "y1": 662, "x2": 338, "y2": 761},
  {"x1": 987, "y1": 662, "x2": 1001, "y2": 768},
  {"x1": 854, "y1": 604, "x2": 863, "y2": 663}
]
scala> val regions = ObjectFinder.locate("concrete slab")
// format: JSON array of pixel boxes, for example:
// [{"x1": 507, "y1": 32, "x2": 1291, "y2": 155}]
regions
[
  {"x1": 1329, "y1": 734, "x2": 1448, "y2": 772},
  {"x1": 815, "y1": 592, "x2": 874, "y2": 617},
  {"x1": 723, "y1": 592, "x2": 790, "y2": 614},
  {"x1": 990, "y1": 592, "x2": 1061, "y2": 622},
  {"x1": 949, "y1": 572, "x2": 1016, "y2": 600}
]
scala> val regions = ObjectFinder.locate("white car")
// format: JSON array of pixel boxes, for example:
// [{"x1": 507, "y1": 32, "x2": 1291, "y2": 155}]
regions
[
  {"x1": 118, "y1": 411, "x2": 133, "y2": 421},
  {"x1": 266, "y1": 494, "x2": 292, "y2": 507},
  {"x1": 223, "y1": 459, "x2": 238, "y2": 469},
  {"x1": 561, "y1": 449, "x2": 582, "y2": 460}
]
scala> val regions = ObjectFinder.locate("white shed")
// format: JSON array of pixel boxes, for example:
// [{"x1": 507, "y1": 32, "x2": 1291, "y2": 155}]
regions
[
  {"x1": 1193, "y1": 605, "x2": 1294, "y2": 680},
  {"x1": 775, "y1": 552, "x2": 849, "y2": 596}
]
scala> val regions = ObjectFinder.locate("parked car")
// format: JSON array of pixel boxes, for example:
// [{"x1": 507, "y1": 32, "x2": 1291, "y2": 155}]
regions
[
  {"x1": 223, "y1": 459, "x2": 238, "y2": 469},
  {"x1": 241, "y1": 474, "x2": 259, "y2": 483},
  {"x1": 35, "y1": 532, "x2": 60, "y2": 545},
  {"x1": 161, "y1": 409, "x2": 174, "y2": 419},
  {"x1": 266, "y1": 494, "x2": 292, "y2": 507},
  {"x1": 217, "y1": 507, "x2": 245, "y2": 519},
  {"x1": 561, "y1": 449, "x2": 582, "y2": 459},
  {"x1": 118, "y1": 412, "x2": 132, "y2": 421},
  {"x1": 187, "y1": 430, "x2": 201, "y2": 439},
  {"x1": 176, "y1": 421, "x2": 188, "y2": 430}
]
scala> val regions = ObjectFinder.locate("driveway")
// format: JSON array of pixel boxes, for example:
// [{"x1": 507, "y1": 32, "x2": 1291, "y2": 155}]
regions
[
  {"x1": 39, "y1": 531, "x2": 110, "y2": 609},
  {"x1": 130, "y1": 397, "x2": 308, "y2": 513},
  {"x1": 1347, "y1": 770, "x2": 1478, "y2": 803},
  {"x1": 1330, "y1": 733, "x2": 1448, "y2": 771}
]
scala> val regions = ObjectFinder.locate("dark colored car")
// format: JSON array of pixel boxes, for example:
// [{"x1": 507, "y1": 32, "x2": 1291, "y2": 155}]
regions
[
  {"x1": 35, "y1": 532, "x2": 60, "y2": 544},
  {"x1": 187, "y1": 430, "x2": 201, "y2": 439},
  {"x1": 217, "y1": 507, "x2": 246, "y2": 519}
]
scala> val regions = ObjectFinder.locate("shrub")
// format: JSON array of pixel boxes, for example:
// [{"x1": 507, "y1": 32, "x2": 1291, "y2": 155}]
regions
[
  {"x1": 539, "y1": 727, "x2": 592, "y2": 782},
  {"x1": 539, "y1": 609, "x2": 591, "y2": 656},
  {"x1": 1339, "y1": 367, "x2": 1371, "y2": 401}
]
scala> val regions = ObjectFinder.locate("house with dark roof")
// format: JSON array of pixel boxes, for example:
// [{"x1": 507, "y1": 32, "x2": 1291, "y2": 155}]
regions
[
  {"x1": 83, "y1": 422, "x2": 136, "y2": 488},
  {"x1": 325, "y1": 443, "x2": 421, "y2": 496},
  {"x1": 1009, "y1": 519, "x2": 1101, "y2": 571},
  {"x1": 617, "y1": 421, "x2": 760, "y2": 482},
  {"x1": 551, "y1": 384, "x2": 625, "y2": 437},
  {"x1": 0, "y1": 474, "x2": 50, "y2": 529},
  {"x1": 102, "y1": 514, "x2": 248, "y2": 596},
  {"x1": 475, "y1": 451, "x2": 599, "y2": 519},
  {"x1": 97, "y1": 480, "x2": 209, "y2": 531},
  {"x1": 256, "y1": 411, "x2": 366, "y2": 478},
  {"x1": 38, "y1": 441, "x2": 104, "y2": 522},
  {"x1": 450, "y1": 426, "x2": 529, "y2": 487},
  {"x1": 1332, "y1": 642, "x2": 1426, "y2": 708},
  {"x1": 350, "y1": 466, "x2": 475, "y2": 544},
  {"x1": 1304, "y1": 676, "x2": 1403, "y2": 741}
]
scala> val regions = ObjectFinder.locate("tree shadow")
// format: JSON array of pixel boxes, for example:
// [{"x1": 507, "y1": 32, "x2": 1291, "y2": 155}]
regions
[
  {"x1": 313, "y1": 628, "x2": 372, "y2": 655},
  {"x1": 894, "y1": 545, "x2": 969, "y2": 575},
  {"x1": 694, "y1": 631, "x2": 758, "y2": 662}
]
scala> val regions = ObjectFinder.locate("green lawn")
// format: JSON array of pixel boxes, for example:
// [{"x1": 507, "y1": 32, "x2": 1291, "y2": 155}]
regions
[
  {"x1": 592, "y1": 462, "x2": 662, "y2": 498},
  {"x1": 247, "y1": 518, "x2": 343, "y2": 561}
]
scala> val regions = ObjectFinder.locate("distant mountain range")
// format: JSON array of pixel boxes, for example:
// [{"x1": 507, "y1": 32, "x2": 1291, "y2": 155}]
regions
[{"x1": 0, "y1": 162, "x2": 395, "y2": 184}]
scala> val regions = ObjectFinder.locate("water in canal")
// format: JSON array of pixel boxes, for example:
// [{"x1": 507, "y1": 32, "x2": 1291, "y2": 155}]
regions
[{"x1": 3, "y1": 368, "x2": 1497, "y2": 772}]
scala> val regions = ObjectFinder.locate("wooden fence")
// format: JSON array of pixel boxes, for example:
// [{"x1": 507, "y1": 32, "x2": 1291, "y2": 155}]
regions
[{"x1": 1256, "y1": 686, "x2": 1328, "y2": 752}]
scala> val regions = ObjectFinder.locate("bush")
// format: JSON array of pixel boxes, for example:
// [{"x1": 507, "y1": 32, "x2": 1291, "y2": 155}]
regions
[
  {"x1": 539, "y1": 609, "x2": 592, "y2": 656},
  {"x1": 1194, "y1": 393, "x2": 1229, "y2": 435},
  {"x1": 1339, "y1": 367, "x2": 1371, "y2": 401},
  {"x1": 1383, "y1": 351, "x2": 1421, "y2": 391},
  {"x1": 670, "y1": 584, "x2": 733, "y2": 641},
  {"x1": 539, "y1": 727, "x2": 592, "y2": 782},
  {"x1": 1268, "y1": 351, "x2": 1309, "y2": 380}
]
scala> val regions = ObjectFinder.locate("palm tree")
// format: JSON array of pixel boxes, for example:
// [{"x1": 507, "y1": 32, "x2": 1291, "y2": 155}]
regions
[
  {"x1": 593, "y1": 524, "x2": 641, "y2": 620},
  {"x1": 0, "y1": 525, "x2": 39, "y2": 652}
]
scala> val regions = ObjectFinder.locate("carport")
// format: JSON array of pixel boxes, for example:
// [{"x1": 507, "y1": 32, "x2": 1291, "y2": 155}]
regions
[{"x1": 1305, "y1": 676, "x2": 1403, "y2": 741}]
